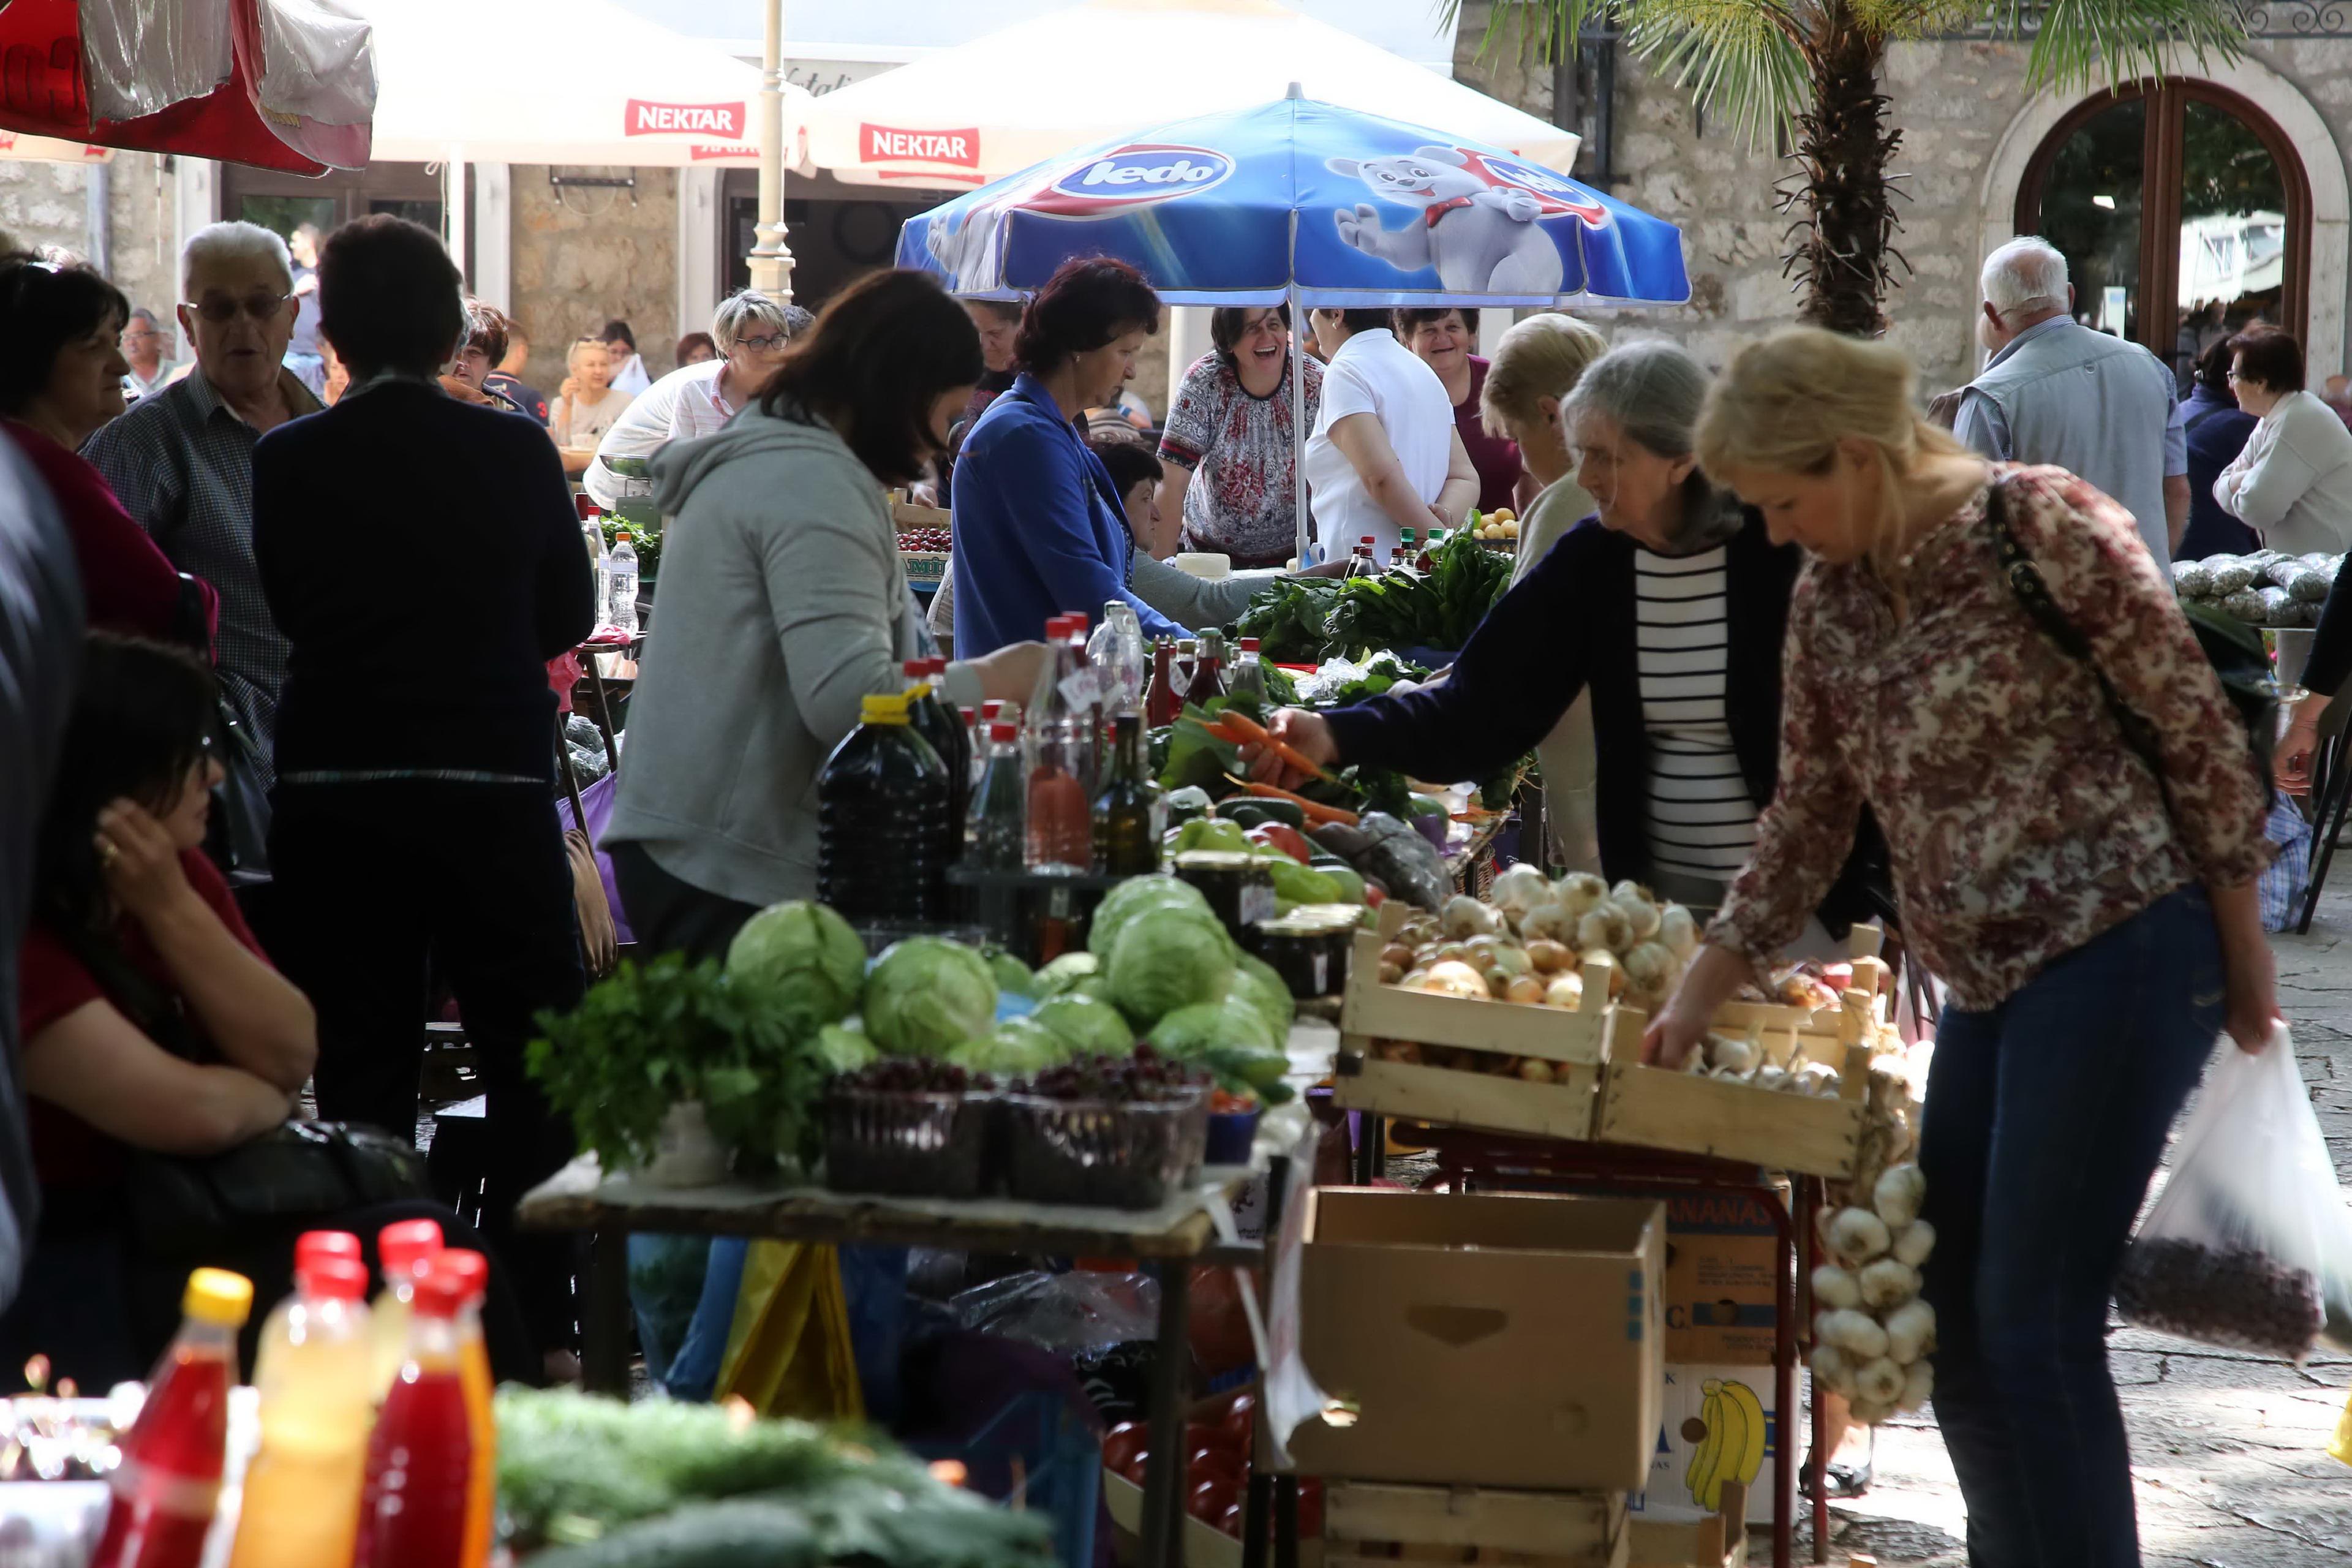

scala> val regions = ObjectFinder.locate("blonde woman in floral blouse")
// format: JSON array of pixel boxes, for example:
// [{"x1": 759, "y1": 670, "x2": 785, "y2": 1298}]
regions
[{"x1": 1654, "y1": 327, "x2": 2274, "y2": 1568}]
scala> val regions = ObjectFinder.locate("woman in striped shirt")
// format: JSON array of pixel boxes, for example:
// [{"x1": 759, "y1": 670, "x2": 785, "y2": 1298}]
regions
[{"x1": 1246, "y1": 339, "x2": 1890, "y2": 933}]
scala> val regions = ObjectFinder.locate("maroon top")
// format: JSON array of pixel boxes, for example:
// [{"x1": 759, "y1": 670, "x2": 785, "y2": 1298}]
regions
[
  {"x1": 1454, "y1": 358, "x2": 1522, "y2": 515},
  {"x1": 7, "y1": 420, "x2": 216, "y2": 649}
]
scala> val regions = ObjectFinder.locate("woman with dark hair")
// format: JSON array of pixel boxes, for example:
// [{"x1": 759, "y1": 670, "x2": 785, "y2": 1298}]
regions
[
  {"x1": 4, "y1": 633, "x2": 540, "y2": 1389},
  {"x1": 676, "y1": 331, "x2": 719, "y2": 366},
  {"x1": 446, "y1": 298, "x2": 530, "y2": 417},
  {"x1": 1303, "y1": 307, "x2": 1477, "y2": 566},
  {"x1": 252, "y1": 214, "x2": 595, "y2": 1374},
  {"x1": 604, "y1": 270, "x2": 1046, "y2": 956},
  {"x1": 601, "y1": 317, "x2": 652, "y2": 396},
  {"x1": 1155, "y1": 304, "x2": 1324, "y2": 568},
  {"x1": 949, "y1": 257, "x2": 1189, "y2": 657},
  {"x1": 1396, "y1": 306, "x2": 1526, "y2": 514},
  {"x1": 2179, "y1": 336, "x2": 2259, "y2": 561},
  {"x1": 2213, "y1": 326, "x2": 2352, "y2": 556},
  {"x1": 0, "y1": 255, "x2": 214, "y2": 644}
]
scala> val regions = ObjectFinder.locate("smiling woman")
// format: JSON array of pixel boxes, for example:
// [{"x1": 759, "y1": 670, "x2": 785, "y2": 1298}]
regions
[{"x1": 1156, "y1": 304, "x2": 1324, "y2": 567}]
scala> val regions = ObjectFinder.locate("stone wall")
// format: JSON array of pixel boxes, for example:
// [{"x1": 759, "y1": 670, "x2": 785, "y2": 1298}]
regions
[
  {"x1": 0, "y1": 151, "x2": 178, "y2": 334},
  {"x1": 509, "y1": 165, "x2": 682, "y2": 384}
]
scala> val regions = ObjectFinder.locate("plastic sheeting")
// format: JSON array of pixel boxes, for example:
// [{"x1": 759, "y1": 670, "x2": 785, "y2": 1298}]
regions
[
  {"x1": 78, "y1": 0, "x2": 233, "y2": 124},
  {"x1": 255, "y1": 0, "x2": 378, "y2": 129}
]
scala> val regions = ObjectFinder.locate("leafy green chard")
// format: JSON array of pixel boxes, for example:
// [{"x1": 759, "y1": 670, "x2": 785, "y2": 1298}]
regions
[{"x1": 526, "y1": 955, "x2": 830, "y2": 1176}]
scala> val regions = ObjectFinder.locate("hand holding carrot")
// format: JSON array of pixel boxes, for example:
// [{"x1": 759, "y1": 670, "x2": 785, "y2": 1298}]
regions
[{"x1": 1239, "y1": 709, "x2": 1339, "y2": 790}]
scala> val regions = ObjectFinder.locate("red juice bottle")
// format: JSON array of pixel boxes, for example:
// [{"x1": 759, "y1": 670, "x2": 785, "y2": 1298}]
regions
[
  {"x1": 92, "y1": 1267, "x2": 253, "y2": 1568},
  {"x1": 354, "y1": 1264, "x2": 474, "y2": 1567}
]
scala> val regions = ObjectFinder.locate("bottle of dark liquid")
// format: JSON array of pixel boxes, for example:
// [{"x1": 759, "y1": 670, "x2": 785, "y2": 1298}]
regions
[
  {"x1": 1144, "y1": 637, "x2": 1182, "y2": 727},
  {"x1": 1391, "y1": 528, "x2": 1414, "y2": 570},
  {"x1": 967, "y1": 719, "x2": 1026, "y2": 870},
  {"x1": 1094, "y1": 714, "x2": 1163, "y2": 875},
  {"x1": 903, "y1": 658, "x2": 970, "y2": 867},
  {"x1": 1194, "y1": 629, "x2": 1227, "y2": 703},
  {"x1": 1416, "y1": 529, "x2": 1446, "y2": 573},
  {"x1": 818, "y1": 690, "x2": 952, "y2": 921},
  {"x1": 1344, "y1": 541, "x2": 1376, "y2": 579}
]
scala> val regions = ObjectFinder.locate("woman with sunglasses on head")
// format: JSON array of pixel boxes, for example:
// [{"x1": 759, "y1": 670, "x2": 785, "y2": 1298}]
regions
[{"x1": 0, "y1": 254, "x2": 217, "y2": 649}]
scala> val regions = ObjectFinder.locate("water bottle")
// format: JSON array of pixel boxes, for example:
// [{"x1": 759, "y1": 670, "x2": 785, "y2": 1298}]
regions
[
  {"x1": 1087, "y1": 601, "x2": 1148, "y2": 716},
  {"x1": 967, "y1": 719, "x2": 1027, "y2": 870},
  {"x1": 607, "y1": 530, "x2": 639, "y2": 636},
  {"x1": 581, "y1": 516, "x2": 610, "y2": 623},
  {"x1": 818, "y1": 690, "x2": 952, "y2": 921},
  {"x1": 1227, "y1": 637, "x2": 1268, "y2": 703}
]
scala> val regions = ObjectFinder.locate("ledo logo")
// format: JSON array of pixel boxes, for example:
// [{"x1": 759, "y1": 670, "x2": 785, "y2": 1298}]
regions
[
  {"x1": 1472, "y1": 153, "x2": 1611, "y2": 228},
  {"x1": 1026, "y1": 143, "x2": 1234, "y2": 217}
]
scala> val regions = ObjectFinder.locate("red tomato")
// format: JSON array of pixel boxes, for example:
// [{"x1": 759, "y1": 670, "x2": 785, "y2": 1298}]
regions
[
  {"x1": 1189, "y1": 1474, "x2": 1241, "y2": 1523},
  {"x1": 1219, "y1": 1392, "x2": 1256, "y2": 1447},
  {"x1": 1363, "y1": 883, "x2": 1387, "y2": 908},
  {"x1": 1101, "y1": 1422, "x2": 1147, "y2": 1479},
  {"x1": 1217, "y1": 1498, "x2": 1247, "y2": 1539},
  {"x1": 1295, "y1": 1477, "x2": 1325, "y2": 1539},
  {"x1": 1245, "y1": 823, "x2": 1314, "y2": 864}
]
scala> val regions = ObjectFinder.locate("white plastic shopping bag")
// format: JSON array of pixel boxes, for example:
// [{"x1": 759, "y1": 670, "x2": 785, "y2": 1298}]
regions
[{"x1": 2114, "y1": 1025, "x2": 2352, "y2": 1360}]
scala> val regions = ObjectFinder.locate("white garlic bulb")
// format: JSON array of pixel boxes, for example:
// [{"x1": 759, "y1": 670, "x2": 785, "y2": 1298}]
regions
[
  {"x1": 1883, "y1": 1300, "x2": 1936, "y2": 1365},
  {"x1": 1555, "y1": 873, "x2": 1608, "y2": 921},
  {"x1": 1659, "y1": 903, "x2": 1700, "y2": 959},
  {"x1": 1874, "y1": 1164, "x2": 1926, "y2": 1229},
  {"x1": 1898, "y1": 1361, "x2": 1934, "y2": 1412},
  {"x1": 1707, "y1": 1035, "x2": 1760, "y2": 1076},
  {"x1": 1893, "y1": 1219, "x2": 1936, "y2": 1268},
  {"x1": 1811, "y1": 1264, "x2": 1861, "y2": 1311},
  {"x1": 1854, "y1": 1356, "x2": 1905, "y2": 1406},
  {"x1": 1490, "y1": 864, "x2": 1551, "y2": 923},
  {"x1": 1859, "y1": 1257, "x2": 1920, "y2": 1310},
  {"x1": 1816, "y1": 1308, "x2": 1888, "y2": 1360},
  {"x1": 1828, "y1": 1207, "x2": 1893, "y2": 1265},
  {"x1": 1622, "y1": 940, "x2": 1675, "y2": 994},
  {"x1": 1809, "y1": 1343, "x2": 1855, "y2": 1398},
  {"x1": 1613, "y1": 895, "x2": 1663, "y2": 941},
  {"x1": 1575, "y1": 904, "x2": 1632, "y2": 954}
]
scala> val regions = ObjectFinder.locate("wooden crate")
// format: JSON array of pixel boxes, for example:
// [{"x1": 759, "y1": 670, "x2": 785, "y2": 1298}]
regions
[
  {"x1": 1324, "y1": 1481, "x2": 1628, "y2": 1568},
  {"x1": 1624, "y1": 1483, "x2": 1748, "y2": 1568},
  {"x1": 891, "y1": 500, "x2": 951, "y2": 529},
  {"x1": 1101, "y1": 1469, "x2": 1325, "y2": 1568},
  {"x1": 1335, "y1": 923, "x2": 1630, "y2": 1142}
]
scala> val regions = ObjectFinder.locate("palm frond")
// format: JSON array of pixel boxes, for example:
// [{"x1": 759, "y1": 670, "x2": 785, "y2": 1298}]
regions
[
  {"x1": 1989, "y1": 0, "x2": 2247, "y2": 90},
  {"x1": 1621, "y1": 0, "x2": 1812, "y2": 148},
  {"x1": 1438, "y1": 0, "x2": 1623, "y2": 62}
]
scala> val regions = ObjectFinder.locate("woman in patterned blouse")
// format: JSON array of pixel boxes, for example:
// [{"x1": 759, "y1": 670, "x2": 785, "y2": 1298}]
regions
[{"x1": 1657, "y1": 326, "x2": 2275, "y2": 1568}]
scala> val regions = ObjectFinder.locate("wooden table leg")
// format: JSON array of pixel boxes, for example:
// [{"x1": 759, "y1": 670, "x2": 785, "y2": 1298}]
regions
[
  {"x1": 583, "y1": 1226, "x2": 631, "y2": 1396},
  {"x1": 1140, "y1": 1261, "x2": 1193, "y2": 1568}
]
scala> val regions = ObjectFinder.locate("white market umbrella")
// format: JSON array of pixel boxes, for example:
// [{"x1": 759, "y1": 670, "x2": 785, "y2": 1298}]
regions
[
  {"x1": 360, "y1": 0, "x2": 814, "y2": 167},
  {"x1": 800, "y1": 0, "x2": 1578, "y2": 189}
]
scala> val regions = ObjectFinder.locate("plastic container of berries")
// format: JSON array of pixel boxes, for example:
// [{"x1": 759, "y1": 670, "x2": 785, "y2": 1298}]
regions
[
  {"x1": 823, "y1": 1060, "x2": 998, "y2": 1199},
  {"x1": 1002, "y1": 1047, "x2": 1211, "y2": 1209}
]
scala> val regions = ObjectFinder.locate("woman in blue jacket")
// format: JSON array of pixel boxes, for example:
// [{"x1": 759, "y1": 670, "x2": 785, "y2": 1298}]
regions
[{"x1": 950, "y1": 258, "x2": 1191, "y2": 656}]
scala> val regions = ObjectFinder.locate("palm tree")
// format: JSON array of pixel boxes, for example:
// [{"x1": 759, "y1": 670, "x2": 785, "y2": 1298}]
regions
[{"x1": 1457, "y1": 0, "x2": 2248, "y2": 335}]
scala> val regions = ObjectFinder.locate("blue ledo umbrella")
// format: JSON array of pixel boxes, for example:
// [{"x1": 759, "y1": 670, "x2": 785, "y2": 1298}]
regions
[{"x1": 896, "y1": 89, "x2": 1689, "y2": 308}]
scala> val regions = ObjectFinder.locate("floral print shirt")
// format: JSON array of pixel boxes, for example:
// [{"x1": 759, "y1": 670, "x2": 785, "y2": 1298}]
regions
[
  {"x1": 1158, "y1": 352, "x2": 1322, "y2": 562},
  {"x1": 1709, "y1": 466, "x2": 2271, "y2": 1011}
]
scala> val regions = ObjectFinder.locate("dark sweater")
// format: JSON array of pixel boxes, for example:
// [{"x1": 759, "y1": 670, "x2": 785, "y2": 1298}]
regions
[
  {"x1": 1322, "y1": 511, "x2": 1892, "y2": 932},
  {"x1": 253, "y1": 380, "x2": 595, "y2": 782},
  {"x1": 2179, "y1": 382, "x2": 2260, "y2": 562}
]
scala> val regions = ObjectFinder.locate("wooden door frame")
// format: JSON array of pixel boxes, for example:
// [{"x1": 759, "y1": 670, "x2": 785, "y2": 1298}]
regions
[{"x1": 2015, "y1": 78, "x2": 2311, "y2": 360}]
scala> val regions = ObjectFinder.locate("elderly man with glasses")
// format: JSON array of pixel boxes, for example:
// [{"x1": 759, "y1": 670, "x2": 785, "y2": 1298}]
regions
[
  {"x1": 118, "y1": 307, "x2": 179, "y2": 401},
  {"x1": 84, "y1": 221, "x2": 320, "y2": 796},
  {"x1": 581, "y1": 290, "x2": 811, "y2": 511}
]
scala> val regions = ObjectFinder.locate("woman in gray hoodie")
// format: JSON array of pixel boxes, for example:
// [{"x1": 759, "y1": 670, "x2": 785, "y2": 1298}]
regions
[{"x1": 605, "y1": 271, "x2": 1046, "y2": 959}]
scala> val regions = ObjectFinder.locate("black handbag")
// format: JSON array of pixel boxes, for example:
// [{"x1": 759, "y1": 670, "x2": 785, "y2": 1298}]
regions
[
  {"x1": 61, "y1": 926, "x2": 428, "y2": 1257},
  {"x1": 170, "y1": 573, "x2": 273, "y2": 886},
  {"x1": 1986, "y1": 480, "x2": 2277, "y2": 798}
]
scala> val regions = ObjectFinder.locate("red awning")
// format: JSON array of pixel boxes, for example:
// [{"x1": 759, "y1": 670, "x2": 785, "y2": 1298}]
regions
[{"x1": 0, "y1": 0, "x2": 372, "y2": 176}]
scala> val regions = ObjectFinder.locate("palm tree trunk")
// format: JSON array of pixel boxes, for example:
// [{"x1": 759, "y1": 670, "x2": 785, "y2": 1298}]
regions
[{"x1": 1782, "y1": 4, "x2": 1904, "y2": 336}]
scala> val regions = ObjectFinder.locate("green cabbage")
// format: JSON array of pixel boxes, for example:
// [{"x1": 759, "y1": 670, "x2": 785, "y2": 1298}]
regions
[
  {"x1": 1088, "y1": 875, "x2": 1213, "y2": 957},
  {"x1": 1034, "y1": 952, "x2": 1101, "y2": 996},
  {"x1": 1151, "y1": 997, "x2": 1278, "y2": 1056},
  {"x1": 947, "y1": 1017, "x2": 1069, "y2": 1075},
  {"x1": 989, "y1": 952, "x2": 1037, "y2": 998},
  {"x1": 862, "y1": 937, "x2": 997, "y2": 1056},
  {"x1": 1028, "y1": 994, "x2": 1134, "y2": 1056},
  {"x1": 815, "y1": 1021, "x2": 877, "y2": 1073},
  {"x1": 1229, "y1": 954, "x2": 1295, "y2": 1041},
  {"x1": 724, "y1": 900, "x2": 868, "y2": 1030},
  {"x1": 1107, "y1": 905, "x2": 1234, "y2": 1027}
]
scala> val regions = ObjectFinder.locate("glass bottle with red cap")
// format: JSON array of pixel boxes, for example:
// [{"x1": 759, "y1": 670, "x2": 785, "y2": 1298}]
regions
[
  {"x1": 354, "y1": 1264, "x2": 473, "y2": 1566},
  {"x1": 228, "y1": 1251, "x2": 374, "y2": 1568},
  {"x1": 371, "y1": 1216, "x2": 443, "y2": 1400},
  {"x1": 91, "y1": 1268, "x2": 252, "y2": 1568}
]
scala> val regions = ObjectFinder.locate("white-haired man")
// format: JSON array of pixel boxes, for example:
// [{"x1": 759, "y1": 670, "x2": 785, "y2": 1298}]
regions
[
  {"x1": 84, "y1": 220, "x2": 320, "y2": 792},
  {"x1": 1953, "y1": 236, "x2": 2188, "y2": 569},
  {"x1": 580, "y1": 291, "x2": 810, "y2": 510}
]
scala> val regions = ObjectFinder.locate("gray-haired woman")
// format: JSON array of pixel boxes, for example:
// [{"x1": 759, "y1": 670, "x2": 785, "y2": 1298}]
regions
[
  {"x1": 1248, "y1": 338, "x2": 1893, "y2": 922},
  {"x1": 582, "y1": 292, "x2": 814, "y2": 510}
]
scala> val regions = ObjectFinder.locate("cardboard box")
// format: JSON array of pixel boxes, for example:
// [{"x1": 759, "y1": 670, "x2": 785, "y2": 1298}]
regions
[
  {"x1": 1632, "y1": 1365, "x2": 1779, "y2": 1528},
  {"x1": 1288, "y1": 1188, "x2": 1665, "y2": 1492},
  {"x1": 1662, "y1": 1193, "x2": 1781, "y2": 1366}
]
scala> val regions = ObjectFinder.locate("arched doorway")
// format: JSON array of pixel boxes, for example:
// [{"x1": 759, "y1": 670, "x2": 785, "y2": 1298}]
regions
[{"x1": 2015, "y1": 80, "x2": 2310, "y2": 383}]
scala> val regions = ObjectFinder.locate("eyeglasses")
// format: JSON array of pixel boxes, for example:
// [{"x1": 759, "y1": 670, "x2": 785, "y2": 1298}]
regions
[
  {"x1": 2226, "y1": 369, "x2": 2245, "y2": 381},
  {"x1": 736, "y1": 331, "x2": 788, "y2": 352},
  {"x1": 187, "y1": 292, "x2": 293, "y2": 325}
]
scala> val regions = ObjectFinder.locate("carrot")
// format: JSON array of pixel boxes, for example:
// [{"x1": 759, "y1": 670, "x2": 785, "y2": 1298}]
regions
[
  {"x1": 1243, "y1": 781, "x2": 1360, "y2": 826},
  {"x1": 1214, "y1": 708, "x2": 1335, "y2": 782}
]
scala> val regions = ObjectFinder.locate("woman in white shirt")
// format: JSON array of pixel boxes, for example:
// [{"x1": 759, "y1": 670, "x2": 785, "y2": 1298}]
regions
[
  {"x1": 2213, "y1": 327, "x2": 2352, "y2": 555},
  {"x1": 1301, "y1": 308, "x2": 1477, "y2": 564},
  {"x1": 550, "y1": 337, "x2": 633, "y2": 476}
]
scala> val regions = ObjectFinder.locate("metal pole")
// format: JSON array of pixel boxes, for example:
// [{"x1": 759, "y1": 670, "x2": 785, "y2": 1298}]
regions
[{"x1": 747, "y1": 0, "x2": 796, "y2": 301}]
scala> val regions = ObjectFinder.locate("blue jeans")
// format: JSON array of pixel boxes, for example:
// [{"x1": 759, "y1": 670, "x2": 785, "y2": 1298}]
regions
[{"x1": 1921, "y1": 884, "x2": 2225, "y2": 1568}]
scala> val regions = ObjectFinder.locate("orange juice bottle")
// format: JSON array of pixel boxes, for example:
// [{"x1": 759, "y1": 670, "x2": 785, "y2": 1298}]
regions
[
  {"x1": 437, "y1": 1248, "x2": 496, "y2": 1568},
  {"x1": 370, "y1": 1218, "x2": 443, "y2": 1400},
  {"x1": 227, "y1": 1254, "x2": 374, "y2": 1568}
]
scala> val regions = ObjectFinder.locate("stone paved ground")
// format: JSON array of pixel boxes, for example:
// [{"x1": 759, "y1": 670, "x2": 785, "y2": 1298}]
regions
[{"x1": 1792, "y1": 881, "x2": 2352, "y2": 1567}]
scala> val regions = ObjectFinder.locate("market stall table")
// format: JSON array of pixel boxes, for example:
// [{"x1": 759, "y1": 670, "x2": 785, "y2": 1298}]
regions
[{"x1": 518, "y1": 1152, "x2": 1270, "y2": 1568}]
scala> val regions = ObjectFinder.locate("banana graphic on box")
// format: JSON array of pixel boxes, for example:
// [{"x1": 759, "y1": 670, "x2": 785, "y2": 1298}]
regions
[{"x1": 1684, "y1": 1378, "x2": 1768, "y2": 1512}]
